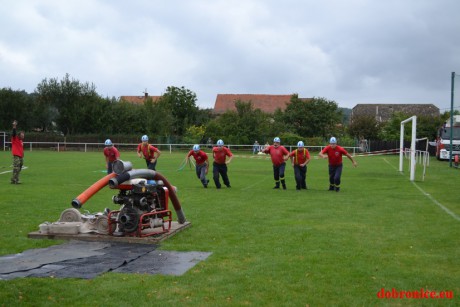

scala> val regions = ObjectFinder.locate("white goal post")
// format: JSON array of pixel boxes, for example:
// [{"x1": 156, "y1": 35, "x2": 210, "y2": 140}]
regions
[{"x1": 399, "y1": 116, "x2": 417, "y2": 181}]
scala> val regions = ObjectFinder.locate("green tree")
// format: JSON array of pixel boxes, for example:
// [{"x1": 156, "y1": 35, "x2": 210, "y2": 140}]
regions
[
  {"x1": 417, "y1": 115, "x2": 443, "y2": 140},
  {"x1": 283, "y1": 96, "x2": 342, "y2": 138},
  {"x1": 183, "y1": 125, "x2": 206, "y2": 144},
  {"x1": 143, "y1": 97, "x2": 174, "y2": 139},
  {"x1": 348, "y1": 115, "x2": 381, "y2": 139},
  {"x1": 109, "y1": 101, "x2": 144, "y2": 135},
  {"x1": 205, "y1": 101, "x2": 272, "y2": 144},
  {"x1": 158, "y1": 86, "x2": 199, "y2": 136},
  {"x1": 0, "y1": 88, "x2": 35, "y2": 131},
  {"x1": 35, "y1": 73, "x2": 101, "y2": 135}
]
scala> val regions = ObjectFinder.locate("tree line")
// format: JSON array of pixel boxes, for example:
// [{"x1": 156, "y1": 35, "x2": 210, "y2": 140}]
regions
[{"x1": 0, "y1": 74, "x2": 450, "y2": 146}]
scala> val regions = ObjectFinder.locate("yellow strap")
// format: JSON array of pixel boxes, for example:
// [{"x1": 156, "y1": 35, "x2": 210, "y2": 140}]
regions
[{"x1": 294, "y1": 148, "x2": 306, "y2": 164}]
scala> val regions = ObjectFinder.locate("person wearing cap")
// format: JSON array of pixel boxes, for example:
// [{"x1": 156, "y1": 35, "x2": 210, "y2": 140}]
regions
[
  {"x1": 212, "y1": 139, "x2": 233, "y2": 189},
  {"x1": 137, "y1": 135, "x2": 161, "y2": 170},
  {"x1": 103, "y1": 139, "x2": 120, "y2": 174},
  {"x1": 289, "y1": 141, "x2": 311, "y2": 190},
  {"x1": 263, "y1": 137, "x2": 290, "y2": 189},
  {"x1": 319, "y1": 136, "x2": 357, "y2": 192},
  {"x1": 10, "y1": 120, "x2": 25, "y2": 184},
  {"x1": 186, "y1": 144, "x2": 210, "y2": 188}
]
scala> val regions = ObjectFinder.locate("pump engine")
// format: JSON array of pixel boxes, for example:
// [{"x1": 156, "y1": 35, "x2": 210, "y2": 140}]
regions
[{"x1": 107, "y1": 179, "x2": 172, "y2": 237}]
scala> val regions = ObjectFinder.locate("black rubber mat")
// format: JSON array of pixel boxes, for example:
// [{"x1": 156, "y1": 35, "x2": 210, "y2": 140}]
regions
[{"x1": 0, "y1": 240, "x2": 211, "y2": 280}]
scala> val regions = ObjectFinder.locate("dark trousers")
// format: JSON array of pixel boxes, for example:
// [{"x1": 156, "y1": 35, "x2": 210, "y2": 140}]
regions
[
  {"x1": 196, "y1": 164, "x2": 208, "y2": 186},
  {"x1": 213, "y1": 163, "x2": 230, "y2": 188},
  {"x1": 145, "y1": 160, "x2": 157, "y2": 170},
  {"x1": 294, "y1": 165, "x2": 307, "y2": 189},
  {"x1": 107, "y1": 161, "x2": 114, "y2": 174},
  {"x1": 273, "y1": 163, "x2": 286, "y2": 187},
  {"x1": 328, "y1": 164, "x2": 343, "y2": 187}
]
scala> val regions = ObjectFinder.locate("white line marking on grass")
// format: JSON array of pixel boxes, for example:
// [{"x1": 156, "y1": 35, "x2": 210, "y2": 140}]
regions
[
  {"x1": 382, "y1": 158, "x2": 398, "y2": 170},
  {"x1": 0, "y1": 166, "x2": 28, "y2": 175},
  {"x1": 241, "y1": 177, "x2": 269, "y2": 191},
  {"x1": 412, "y1": 182, "x2": 460, "y2": 222},
  {"x1": 383, "y1": 157, "x2": 460, "y2": 222}
]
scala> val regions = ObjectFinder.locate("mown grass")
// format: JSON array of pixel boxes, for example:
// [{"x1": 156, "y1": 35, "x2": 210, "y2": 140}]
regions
[{"x1": 0, "y1": 149, "x2": 459, "y2": 306}]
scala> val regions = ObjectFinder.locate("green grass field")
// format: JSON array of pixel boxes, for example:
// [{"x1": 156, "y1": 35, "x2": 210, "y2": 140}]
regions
[{"x1": 0, "y1": 150, "x2": 459, "y2": 306}]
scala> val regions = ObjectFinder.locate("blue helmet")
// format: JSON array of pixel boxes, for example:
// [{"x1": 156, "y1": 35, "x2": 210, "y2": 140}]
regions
[
  {"x1": 217, "y1": 139, "x2": 224, "y2": 146},
  {"x1": 193, "y1": 144, "x2": 200, "y2": 151},
  {"x1": 297, "y1": 141, "x2": 304, "y2": 148},
  {"x1": 104, "y1": 139, "x2": 113, "y2": 146},
  {"x1": 141, "y1": 135, "x2": 149, "y2": 142},
  {"x1": 273, "y1": 137, "x2": 281, "y2": 143},
  {"x1": 329, "y1": 137, "x2": 337, "y2": 144}
]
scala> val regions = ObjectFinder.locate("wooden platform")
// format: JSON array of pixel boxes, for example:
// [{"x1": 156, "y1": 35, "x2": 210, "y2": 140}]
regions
[{"x1": 28, "y1": 221, "x2": 191, "y2": 244}]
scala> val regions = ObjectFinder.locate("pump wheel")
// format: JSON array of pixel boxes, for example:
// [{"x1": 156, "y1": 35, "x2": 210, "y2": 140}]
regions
[{"x1": 59, "y1": 208, "x2": 82, "y2": 222}]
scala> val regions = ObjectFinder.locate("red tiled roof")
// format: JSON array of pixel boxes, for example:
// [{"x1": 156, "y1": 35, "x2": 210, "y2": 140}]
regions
[
  {"x1": 120, "y1": 95, "x2": 161, "y2": 105},
  {"x1": 214, "y1": 94, "x2": 308, "y2": 114}
]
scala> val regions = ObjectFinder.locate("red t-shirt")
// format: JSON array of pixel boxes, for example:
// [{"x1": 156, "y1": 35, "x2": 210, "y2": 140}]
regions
[
  {"x1": 137, "y1": 143, "x2": 159, "y2": 160},
  {"x1": 11, "y1": 134, "x2": 24, "y2": 158},
  {"x1": 187, "y1": 150, "x2": 208, "y2": 166},
  {"x1": 289, "y1": 148, "x2": 310, "y2": 165},
  {"x1": 104, "y1": 146, "x2": 120, "y2": 162},
  {"x1": 321, "y1": 145, "x2": 348, "y2": 166},
  {"x1": 263, "y1": 145, "x2": 289, "y2": 166},
  {"x1": 212, "y1": 146, "x2": 233, "y2": 164}
]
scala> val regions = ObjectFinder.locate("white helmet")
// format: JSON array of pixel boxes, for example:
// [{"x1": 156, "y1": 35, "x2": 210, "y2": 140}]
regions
[
  {"x1": 273, "y1": 137, "x2": 281, "y2": 143},
  {"x1": 329, "y1": 137, "x2": 337, "y2": 144},
  {"x1": 193, "y1": 144, "x2": 200, "y2": 151},
  {"x1": 297, "y1": 141, "x2": 304, "y2": 148},
  {"x1": 217, "y1": 139, "x2": 224, "y2": 146},
  {"x1": 141, "y1": 135, "x2": 149, "y2": 142},
  {"x1": 104, "y1": 139, "x2": 113, "y2": 146}
]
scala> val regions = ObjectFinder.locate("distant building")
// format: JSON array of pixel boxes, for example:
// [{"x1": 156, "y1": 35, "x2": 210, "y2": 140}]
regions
[
  {"x1": 120, "y1": 92, "x2": 161, "y2": 105},
  {"x1": 213, "y1": 94, "x2": 312, "y2": 114},
  {"x1": 351, "y1": 104, "x2": 440, "y2": 123}
]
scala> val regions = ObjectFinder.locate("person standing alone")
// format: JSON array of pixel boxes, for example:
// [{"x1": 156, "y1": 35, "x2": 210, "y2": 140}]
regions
[
  {"x1": 212, "y1": 139, "x2": 233, "y2": 189},
  {"x1": 319, "y1": 137, "x2": 357, "y2": 192},
  {"x1": 10, "y1": 120, "x2": 25, "y2": 184},
  {"x1": 289, "y1": 141, "x2": 310, "y2": 190},
  {"x1": 263, "y1": 137, "x2": 289, "y2": 189},
  {"x1": 137, "y1": 135, "x2": 161, "y2": 170},
  {"x1": 103, "y1": 139, "x2": 120, "y2": 174}
]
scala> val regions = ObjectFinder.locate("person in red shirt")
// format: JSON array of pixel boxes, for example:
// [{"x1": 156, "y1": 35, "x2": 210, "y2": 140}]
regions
[
  {"x1": 186, "y1": 144, "x2": 210, "y2": 188},
  {"x1": 137, "y1": 135, "x2": 161, "y2": 170},
  {"x1": 10, "y1": 120, "x2": 25, "y2": 184},
  {"x1": 212, "y1": 139, "x2": 233, "y2": 189},
  {"x1": 289, "y1": 141, "x2": 311, "y2": 190},
  {"x1": 263, "y1": 137, "x2": 289, "y2": 189},
  {"x1": 103, "y1": 139, "x2": 120, "y2": 174},
  {"x1": 319, "y1": 137, "x2": 357, "y2": 192}
]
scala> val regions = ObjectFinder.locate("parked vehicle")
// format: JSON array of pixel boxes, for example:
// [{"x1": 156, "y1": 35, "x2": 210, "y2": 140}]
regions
[{"x1": 433, "y1": 115, "x2": 460, "y2": 160}]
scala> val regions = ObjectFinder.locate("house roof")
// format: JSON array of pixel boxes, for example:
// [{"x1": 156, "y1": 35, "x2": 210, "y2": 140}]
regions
[
  {"x1": 120, "y1": 94, "x2": 161, "y2": 105},
  {"x1": 351, "y1": 104, "x2": 440, "y2": 122},
  {"x1": 214, "y1": 94, "x2": 310, "y2": 114}
]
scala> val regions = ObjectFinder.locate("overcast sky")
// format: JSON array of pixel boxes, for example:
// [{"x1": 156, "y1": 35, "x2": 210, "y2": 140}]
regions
[{"x1": 1, "y1": 0, "x2": 459, "y2": 112}]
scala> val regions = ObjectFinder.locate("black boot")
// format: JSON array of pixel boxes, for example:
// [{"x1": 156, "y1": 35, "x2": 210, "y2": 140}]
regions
[{"x1": 281, "y1": 180, "x2": 286, "y2": 190}]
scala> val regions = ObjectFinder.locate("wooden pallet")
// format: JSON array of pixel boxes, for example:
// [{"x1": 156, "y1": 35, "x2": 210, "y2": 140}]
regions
[{"x1": 28, "y1": 221, "x2": 191, "y2": 244}]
